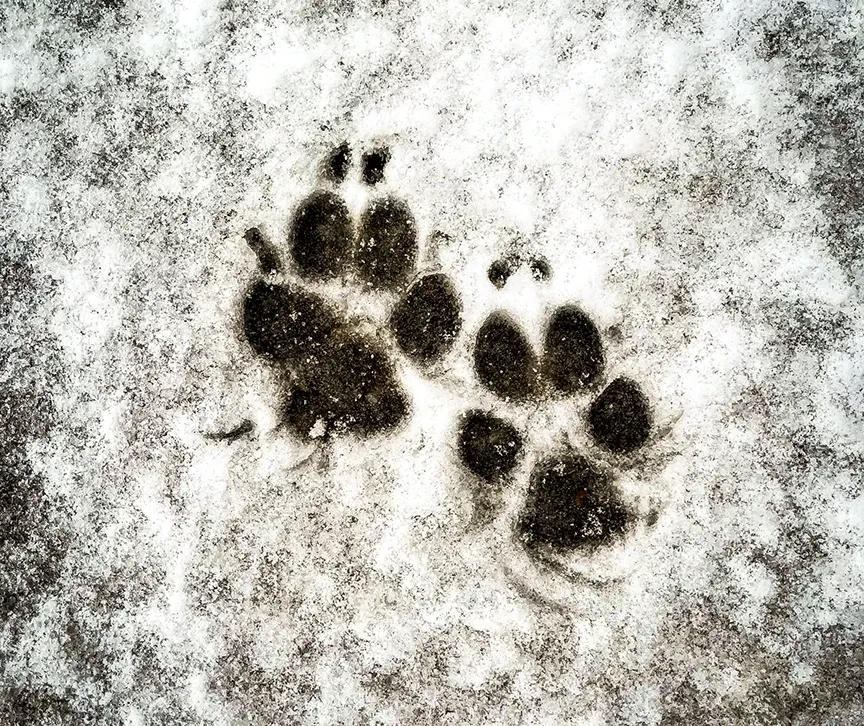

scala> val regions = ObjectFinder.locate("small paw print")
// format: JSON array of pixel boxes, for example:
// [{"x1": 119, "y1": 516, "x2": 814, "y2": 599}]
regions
[
  {"x1": 240, "y1": 143, "x2": 462, "y2": 440},
  {"x1": 456, "y1": 260, "x2": 661, "y2": 587}
]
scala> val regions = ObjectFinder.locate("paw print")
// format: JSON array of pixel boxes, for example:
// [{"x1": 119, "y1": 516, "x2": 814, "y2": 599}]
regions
[
  {"x1": 240, "y1": 144, "x2": 462, "y2": 439},
  {"x1": 455, "y1": 260, "x2": 661, "y2": 589}
]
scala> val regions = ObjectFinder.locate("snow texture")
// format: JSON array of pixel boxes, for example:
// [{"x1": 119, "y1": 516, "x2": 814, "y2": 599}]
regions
[{"x1": 1, "y1": 0, "x2": 863, "y2": 723}]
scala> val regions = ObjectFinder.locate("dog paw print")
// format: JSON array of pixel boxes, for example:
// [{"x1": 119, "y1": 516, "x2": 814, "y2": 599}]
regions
[
  {"x1": 239, "y1": 143, "x2": 462, "y2": 440},
  {"x1": 456, "y1": 264, "x2": 659, "y2": 587}
]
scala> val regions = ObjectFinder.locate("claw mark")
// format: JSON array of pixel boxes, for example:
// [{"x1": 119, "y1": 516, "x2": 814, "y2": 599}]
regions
[
  {"x1": 326, "y1": 141, "x2": 352, "y2": 183},
  {"x1": 244, "y1": 227, "x2": 282, "y2": 275},
  {"x1": 361, "y1": 146, "x2": 390, "y2": 186},
  {"x1": 203, "y1": 419, "x2": 255, "y2": 443},
  {"x1": 487, "y1": 255, "x2": 519, "y2": 289},
  {"x1": 528, "y1": 256, "x2": 551, "y2": 281}
]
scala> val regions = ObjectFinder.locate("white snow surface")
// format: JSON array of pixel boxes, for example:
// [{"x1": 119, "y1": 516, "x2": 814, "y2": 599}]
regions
[{"x1": 1, "y1": 0, "x2": 863, "y2": 723}]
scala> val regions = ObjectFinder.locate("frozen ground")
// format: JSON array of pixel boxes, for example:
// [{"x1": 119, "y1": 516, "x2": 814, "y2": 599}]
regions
[{"x1": 2, "y1": 0, "x2": 864, "y2": 723}]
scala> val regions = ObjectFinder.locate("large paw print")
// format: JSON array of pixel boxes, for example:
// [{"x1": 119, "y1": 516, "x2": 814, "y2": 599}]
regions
[
  {"x1": 456, "y1": 262, "x2": 657, "y2": 581},
  {"x1": 241, "y1": 144, "x2": 462, "y2": 439}
]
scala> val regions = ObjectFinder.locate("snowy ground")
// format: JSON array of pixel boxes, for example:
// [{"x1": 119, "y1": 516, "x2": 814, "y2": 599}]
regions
[{"x1": 2, "y1": 0, "x2": 864, "y2": 723}]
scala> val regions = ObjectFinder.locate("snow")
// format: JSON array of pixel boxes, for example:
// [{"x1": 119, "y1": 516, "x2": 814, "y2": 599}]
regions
[{"x1": 1, "y1": 0, "x2": 863, "y2": 723}]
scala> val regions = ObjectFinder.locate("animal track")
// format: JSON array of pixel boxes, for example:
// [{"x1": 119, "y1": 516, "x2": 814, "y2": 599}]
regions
[
  {"x1": 233, "y1": 143, "x2": 660, "y2": 589},
  {"x1": 240, "y1": 143, "x2": 462, "y2": 439},
  {"x1": 456, "y1": 270, "x2": 657, "y2": 563},
  {"x1": 456, "y1": 410, "x2": 524, "y2": 484},
  {"x1": 521, "y1": 453, "x2": 632, "y2": 551}
]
